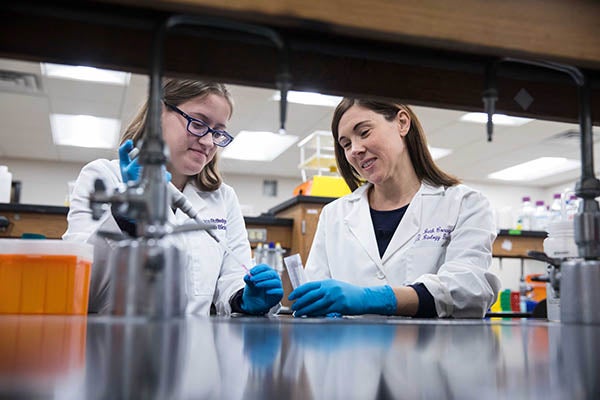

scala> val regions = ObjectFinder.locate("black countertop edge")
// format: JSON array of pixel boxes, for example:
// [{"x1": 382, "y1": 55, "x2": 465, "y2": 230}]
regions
[
  {"x1": 0, "y1": 203, "x2": 69, "y2": 214},
  {"x1": 245, "y1": 216, "x2": 293, "y2": 226},
  {"x1": 497, "y1": 229, "x2": 548, "y2": 238},
  {"x1": 267, "y1": 195, "x2": 336, "y2": 215}
]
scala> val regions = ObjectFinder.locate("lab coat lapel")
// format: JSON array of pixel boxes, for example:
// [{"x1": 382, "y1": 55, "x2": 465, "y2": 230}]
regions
[
  {"x1": 344, "y1": 185, "x2": 383, "y2": 267},
  {"x1": 381, "y1": 183, "x2": 442, "y2": 263}
]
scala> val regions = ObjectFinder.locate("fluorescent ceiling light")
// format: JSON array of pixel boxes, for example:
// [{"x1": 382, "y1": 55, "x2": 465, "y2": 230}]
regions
[
  {"x1": 50, "y1": 114, "x2": 120, "y2": 149},
  {"x1": 488, "y1": 157, "x2": 580, "y2": 181},
  {"x1": 273, "y1": 91, "x2": 342, "y2": 107},
  {"x1": 429, "y1": 146, "x2": 452, "y2": 160},
  {"x1": 222, "y1": 131, "x2": 299, "y2": 161},
  {"x1": 42, "y1": 63, "x2": 130, "y2": 85},
  {"x1": 460, "y1": 112, "x2": 533, "y2": 126}
]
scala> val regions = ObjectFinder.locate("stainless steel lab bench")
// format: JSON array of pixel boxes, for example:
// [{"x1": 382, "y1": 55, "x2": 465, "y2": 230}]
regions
[{"x1": 0, "y1": 315, "x2": 597, "y2": 399}]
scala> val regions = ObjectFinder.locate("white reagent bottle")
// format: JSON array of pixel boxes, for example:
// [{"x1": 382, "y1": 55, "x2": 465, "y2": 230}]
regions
[{"x1": 0, "y1": 166, "x2": 12, "y2": 203}]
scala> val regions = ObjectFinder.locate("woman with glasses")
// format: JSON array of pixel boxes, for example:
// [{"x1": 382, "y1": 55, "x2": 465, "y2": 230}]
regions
[
  {"x1": 288, "y1": 98, "x2": 500, "y2": 318},
  {"x1": 64, "y1": 78, "x2": 283, "y2": 316}
]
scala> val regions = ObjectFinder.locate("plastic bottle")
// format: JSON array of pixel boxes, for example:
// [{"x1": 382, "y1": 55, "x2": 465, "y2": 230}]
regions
[
  {"x1": 544, "y1": 220, "x2": 578, "y2": 259},
  {"x1": 64, "y1": 180, "x2": 76, "y2": 207},
  {"x1": 265, "y1": 242, "x2": 276, "y2": 268},
  {"x1": 261, "y1": 241, "x2": 285, "y2": 315},
  {"x1": 0, "y1": 166, "x2": 12, "y2": 203},
  {"x1": 549, "y1": 193, "x2": 562, "y2": 224},
  {"x1": 531, "y1": 200, "x2": 549, "y2": 232},
  {"x1": 274, "y1": 242, "x2": 284, "y2": 275},
  {"x1": 254, "y1": 243, "x2": 264, "y2": 265},
  {"x1": 516, "y1": 196, "x2": 534, "y2": 231},
  {"x1": 263, "y1": 242, "x2": 284, "y2": 274},
  {"x1": 544, "y1": 220, "x2": 578, "y2": 321},
  {"x1": 566, "y1": 195, "x2": 580, "y2": 221}
]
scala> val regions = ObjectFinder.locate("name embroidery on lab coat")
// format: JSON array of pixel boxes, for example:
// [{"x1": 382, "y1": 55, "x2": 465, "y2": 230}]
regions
[
  {"x1": 202, "y1": 217, "x2": 227, "y2": 230},
  {"x1": 415, "y1": 226, "x2": 452, "y2": 244}
]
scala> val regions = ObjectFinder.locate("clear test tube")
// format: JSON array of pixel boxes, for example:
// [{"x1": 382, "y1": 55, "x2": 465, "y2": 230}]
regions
[{"x1": 283, "y1": 253, "x2": 307, "y2": 289}]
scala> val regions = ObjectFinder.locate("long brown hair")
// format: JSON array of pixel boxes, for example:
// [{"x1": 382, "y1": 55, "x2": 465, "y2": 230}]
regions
[
  {"x1": 121, "y1": 78, "x2": 234, "y2": 191},
  {"x1": 331, "y1": 98, "x2": 460, "y2": 191}
]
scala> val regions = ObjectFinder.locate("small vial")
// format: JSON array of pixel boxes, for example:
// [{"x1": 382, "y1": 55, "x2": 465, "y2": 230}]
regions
[{"x1": 283, "y1": 253, "x2": 308, "y2": 289}]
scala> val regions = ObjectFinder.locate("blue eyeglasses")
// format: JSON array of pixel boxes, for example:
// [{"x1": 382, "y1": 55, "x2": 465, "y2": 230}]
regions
[{"x1": 164, "y1": 101, "x2": 234, "y2": 147}]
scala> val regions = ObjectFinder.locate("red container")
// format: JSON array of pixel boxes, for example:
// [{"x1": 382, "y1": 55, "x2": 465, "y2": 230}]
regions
[{"x1": 510, "y1": 291, "x2": 521, "y2": 312}]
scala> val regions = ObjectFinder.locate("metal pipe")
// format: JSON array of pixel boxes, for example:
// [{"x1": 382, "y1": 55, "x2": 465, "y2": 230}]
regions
[
  {"x1": 485, "y1": 58, "x2": 600, "y2": 324},
  {"x1": 164, "y1": 15, "x2": 291, "y2": 133},
  {"x1": 482, "y1": 62, "x2": 497, "y2": 142},
  {"x1": 136, "y1": 14, "x2": 292, "y2": 236}
]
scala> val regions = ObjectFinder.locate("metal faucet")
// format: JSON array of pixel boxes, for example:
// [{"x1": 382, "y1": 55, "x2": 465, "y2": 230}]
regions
[
  {"x1": 484, "y1": 58, "x2": 600, "y2": 324},
  {"x1": 89, "y1": 14, "x2": 291, "y2": 318}
]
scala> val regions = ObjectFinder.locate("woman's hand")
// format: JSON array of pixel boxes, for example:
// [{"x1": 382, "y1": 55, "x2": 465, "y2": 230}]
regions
[
  {"x1": 241, "y1": 264, "x2": 284, "y2": 315},
  {"x1": 288, "y1": 279, "x2": 397, "y2": 317},
  {"x1": 118, "y1": 139, "x2": 171, "y2": 184},
  {"x1": 118, "y1": 139, "x2": 141, "y2": 183}
]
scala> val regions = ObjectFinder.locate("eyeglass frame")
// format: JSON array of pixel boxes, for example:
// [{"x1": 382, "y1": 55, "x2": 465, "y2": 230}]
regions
[{"x1": 163, "y1": 101, "x2": 234, "y2": 147}]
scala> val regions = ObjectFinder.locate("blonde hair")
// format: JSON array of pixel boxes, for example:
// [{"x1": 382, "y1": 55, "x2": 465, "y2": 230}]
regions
[{"x1": 121, "y1": 78, "x2": 234, "y2": 191}]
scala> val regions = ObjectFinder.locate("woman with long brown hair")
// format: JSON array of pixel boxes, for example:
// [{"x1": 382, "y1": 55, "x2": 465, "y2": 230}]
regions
[{"x1": 289, "y1": 98, "x2": 500, "y2": 318}]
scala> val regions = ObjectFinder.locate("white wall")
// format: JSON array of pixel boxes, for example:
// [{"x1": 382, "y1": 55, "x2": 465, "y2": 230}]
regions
[
  {"x1": 464, "y1": 180, "x2": 550, "y2": 291},
  {"x1": 464, "y1": 180, "x2": 560, "y2": 230},
  {"x1": 5, "y1": 157, "x2": 578, "y2": 291},
  {"x1": 2, "y1": 157, "x2": 304, "y2": 213},
  {"x1": 222, "y1": 173, "x2": 302, "y2": 216},
  {"x1": 4, "y1": 156, "x2": 567, "y2": 220},
  {"x1": 2, "y1": 157, "x2": 85, "y2": 206}
]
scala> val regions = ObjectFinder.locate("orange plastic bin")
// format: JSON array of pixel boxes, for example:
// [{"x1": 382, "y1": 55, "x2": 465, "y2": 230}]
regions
[{"x1": 0, "y1": 239, "x2": 93, "y2": 314}]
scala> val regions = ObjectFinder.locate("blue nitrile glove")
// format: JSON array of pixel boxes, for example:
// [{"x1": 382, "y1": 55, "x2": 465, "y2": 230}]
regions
[
  {"x1": 118, "y1": 139, "x2": 172, "y2": 183},
  {"x1": 241, "y1": 264, "x2": 284, "y2": 315},
  {"x1": 288, "y1": 279, "x2": 397, "y2": 317},
  {"x1": 118, "y1": 139, "x2": 141, "y2": 183}
]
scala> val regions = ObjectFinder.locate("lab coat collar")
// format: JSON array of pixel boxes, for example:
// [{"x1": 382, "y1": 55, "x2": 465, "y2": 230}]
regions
[
  {"x1": 382, "y1": 181, "x2": 445, "y2": 262},
  {"x1": 344, "y1": 184, "x2": 382, "y2": 270},
  {"x1": 344, "y1": 181, "x2": 443, "y2": 200},
  {"x1": 343, "y1": 182, "x2": 446, "y2": 266},
  {"x1": 420, "y1": 181, "x2": 445, "y2": 196}
]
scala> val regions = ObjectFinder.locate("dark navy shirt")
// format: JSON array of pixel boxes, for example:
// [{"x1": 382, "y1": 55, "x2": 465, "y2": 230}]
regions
[
  {"x1": 370, "y1": 205, "x2": 437, "y2": 318},
  {"x1": 370, "y1": 206, "x2": 409, "y2": 258}
]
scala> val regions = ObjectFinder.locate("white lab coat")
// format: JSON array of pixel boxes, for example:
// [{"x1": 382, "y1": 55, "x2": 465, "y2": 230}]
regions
[
  {"x1": 305, "y1": 182, "x2": 500, "y2": 318},
  {"x1": 63, "y1": 159, "x2": 249, "y2": 316}
]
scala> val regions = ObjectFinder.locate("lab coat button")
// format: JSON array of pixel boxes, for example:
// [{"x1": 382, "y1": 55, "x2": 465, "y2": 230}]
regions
[{"x1": 376, "y1": 271, "x2": 385, "y2": 279}]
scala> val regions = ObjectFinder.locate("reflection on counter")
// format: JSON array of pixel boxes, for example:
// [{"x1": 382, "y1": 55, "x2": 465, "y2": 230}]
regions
[
  {"x1": 0, "y1": 316, "x2": 597, "y2": 399},
  {"x1": 0, "y1": 316, "x2": 87, "y2": 398}
]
